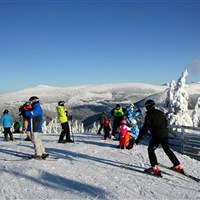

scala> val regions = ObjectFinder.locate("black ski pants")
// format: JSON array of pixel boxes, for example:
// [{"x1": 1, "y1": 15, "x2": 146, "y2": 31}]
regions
[
  {"x1": 148, "y1": 136, "x2": 180, "y2": 167},
  {"x1": 58, "y1": 122, "x2": 70, "y2": 142},
  {"x1": 4, "y1": 127, "x2": 14, "y2": 140}
]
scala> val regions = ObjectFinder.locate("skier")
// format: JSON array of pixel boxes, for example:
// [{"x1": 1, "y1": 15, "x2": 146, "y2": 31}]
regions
[
  {"x1": 111, "y1": 104, "x2": 126, "y2": 139},
  {"x1": 19, "y1": 101, "x2": 32, "y2": 141},
  {"x1": 103, "y1": 119, "x2": 111, "y2": 140},
  {"x1": 118, "y1": 119, "x2": 131, "y2": 149},
  {"x1": 56, "y1": 100, "x2": 73, "y2": 143},
  {"x1": 135, "y1": 99, "x2": 183, "y2": 175},
  {"x1": 13, "y1": 121, "x2": 21, "y2": 133},
  {"x1": 97, "y1": 111, "x2": 108, "y2": 134},
  {"x1": 125, "y1": 103, "x2": 141, "y2": 126},
  {"x1": 0, "y1": 109, "x2": 14, "y2": 141},
  {"x1": 25, "y1": 96, "x2": 48, "y2": 159},
  {"x1": 126, "y1": 119, "x2": 139, "y2": 150}
]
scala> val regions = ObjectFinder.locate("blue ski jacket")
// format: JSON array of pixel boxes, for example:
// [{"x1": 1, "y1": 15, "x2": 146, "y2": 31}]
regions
[
  {"x1": 128, "y1": 124, "x2": 139, "y2": 140},
  {"x1": 25, "y1": 102, "x2": 43, "y2": 132},
  {"x1": 0, "y1": 113, "x2": 12, "y2": 128}
]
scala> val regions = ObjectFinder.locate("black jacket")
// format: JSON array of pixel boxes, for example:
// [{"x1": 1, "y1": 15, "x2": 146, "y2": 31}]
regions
[{"x1": 136, "y1": 107, "x2": 168, "y2": 144}]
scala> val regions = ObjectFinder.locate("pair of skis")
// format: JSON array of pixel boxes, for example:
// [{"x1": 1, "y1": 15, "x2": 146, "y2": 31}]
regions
[
  {"x1": 122, "y1": 164, "x2": 200, "y2": 182},
  {"x1": 3, "y1": 153, "x2": 59, "y2": 161}
]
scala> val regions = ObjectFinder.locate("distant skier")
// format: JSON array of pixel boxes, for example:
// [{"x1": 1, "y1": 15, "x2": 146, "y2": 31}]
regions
[
  {"x1": 111, "y1": 104, "x2": 125, "y2": 139},
  {"x1": 13, "y1": 121, "x2": 21, "y2": 133},
  {"x1": 103, "y1": 119, "x2": 111, "y2": 140},
  {"x1": 97, "y1": 111, "x2": 108, "y2": 134},
  {"x1": 126, "y1": 119, "x2": 139, "y2": 150},
  {"x1": 135, "y1": 99, "x2": 183, "y2": 175},
  {"x1": 19, "y1": 101, "x2": 32, "y2": 141},
  {"x1": 0, "y1": 109, "x2": 14, "y2": 141},
  {"x1": 118, "y1": 120, "x2": 131, "y2": 149},
  {"x1": 56, "y1": 101, "x2": 73, "y2": 143},
  {"x1": 125, "y1": 103, "x2": 141, "y2": 126}
]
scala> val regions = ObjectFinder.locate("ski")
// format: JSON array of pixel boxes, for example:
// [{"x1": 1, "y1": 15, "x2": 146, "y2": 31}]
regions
[
  {"x1": 26, "y1": 155, "x2": 59, "y2": 161},
  {"x1": 11, "y1": 153, "x2": 59, "y2": 161},
  {"x1": 159, "y1": 163, "x2": 200, "y2": 183},
  {"x1": 122, "y1": 164, "x2": 163, "y2": 178}
]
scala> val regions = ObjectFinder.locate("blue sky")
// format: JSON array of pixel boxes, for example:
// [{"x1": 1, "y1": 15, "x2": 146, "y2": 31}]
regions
[{"x1": 0, "y1": 0, "x2": 200, "y2": 94}]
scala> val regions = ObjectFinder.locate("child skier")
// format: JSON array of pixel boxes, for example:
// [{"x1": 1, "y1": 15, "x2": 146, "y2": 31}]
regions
[
  {"x1": 103, "y1": 119, "x2": 111, "y2": 140},
  {"x1": 118, "y1": 120, "x2": 131, "y2": 149},
  {"x1": 126, "y1": 119, "x2": 139, "y2": 150},
  {"x1": 0, "y1": 109, "x2": 14, "y2": 141}
]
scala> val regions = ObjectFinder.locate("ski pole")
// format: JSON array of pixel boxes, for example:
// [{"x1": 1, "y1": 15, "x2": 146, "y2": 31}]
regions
[{"x1": 70, "y1": 115, "x2": 74, "y2": 143}]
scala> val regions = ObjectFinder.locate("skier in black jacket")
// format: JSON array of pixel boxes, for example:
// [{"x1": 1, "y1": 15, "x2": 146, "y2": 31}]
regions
[{"x1": 135, "y1": 99, "x2": 183, "y2": 175}]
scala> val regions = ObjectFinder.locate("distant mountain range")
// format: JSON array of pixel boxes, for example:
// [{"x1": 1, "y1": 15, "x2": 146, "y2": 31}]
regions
[{"x1": 0, "y1": 82, "x2": 200, "y2": 127}]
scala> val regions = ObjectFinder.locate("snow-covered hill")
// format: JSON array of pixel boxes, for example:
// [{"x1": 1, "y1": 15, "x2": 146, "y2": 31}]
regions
[
  {"x1": 0, "y1": 82, "x2": 200, "y2": 127},
  {"x1": 0, "y1": 133, "x2": 199, "y2": 199}
]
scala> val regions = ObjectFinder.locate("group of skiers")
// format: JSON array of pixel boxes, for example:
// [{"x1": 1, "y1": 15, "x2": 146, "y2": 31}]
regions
[
  {"x1": 98, "y1": 100, "x2": 184, "y2": 176},
  {"x1": 97, "y1": 103, "x2": 141, "y2": 149},
  {"x1": 0, "y1": 96, "x2": 73, "y2": 160},
  {"x1": 1, "y1": 96, "x2": 184, "y2": 175}
]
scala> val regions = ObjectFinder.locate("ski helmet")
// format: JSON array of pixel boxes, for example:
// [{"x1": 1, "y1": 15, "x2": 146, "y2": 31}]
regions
[
  {"x1": 3, "y1": 109, "x2": 9, "y2": 114},
  {"x1": 58, "y1": 101, "x2": 65, "y2": 106},
  {"x1": 121, "y1": 119, "x2": 127, "y2": 125},
  {"x1": 145, "y1": 99, "x2": 155, "y2": 110},
  {"x1": 29, "y1": 96, "x2": 39, "y2": 106}
]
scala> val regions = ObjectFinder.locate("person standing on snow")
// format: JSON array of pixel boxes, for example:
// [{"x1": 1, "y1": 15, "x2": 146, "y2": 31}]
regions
[
  {"x1": 125, "y1": 103, "x2": 141, "y2": 126},
  {"x1": 118, "y1": 119, "x2": 131, "y2": 149},
  {"x1": 111, "y1": 104, "x2": 125, "y2": 139},
  {"x1": 135, "y1": 99, "x2": 183, "y2": 175},
  {"x1": 97, "y1": 111, "x2": 108, "y2": 134},
  {"x1": 25, "y1": 96, "x2": 48, "y2": 159},
  {"x1": 125, "y1": 119, "x2": 140, "y2": 150},
  {"x1": 103, "y1": 119, "x2": 111, "y2": 140},
  {"x1": 19, "y1": 101, "x2": 32, "y2": 141},
  {"x1": 0, "y1": 109, "x2": 14, "y2": 141},
  {"x1": 56, "y1": 101, "x2": 73, "y2": 143}
]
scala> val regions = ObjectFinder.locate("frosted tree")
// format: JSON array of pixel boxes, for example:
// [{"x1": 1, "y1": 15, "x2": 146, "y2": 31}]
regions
[
  {"x1": 43, "y1": 118, "x2": 86, "y2": 134},
  {"x1": 165, "y1": 80, "x2": 176, "y2": 113},
  {"x1": 192, "y1": 97, "x2": 200, "y2": 127},
  {"x1": 167, "y1": 69, "x2": 193, "y2": 127},
  {"x1": 88, "y1": 121, "x2": 100, "y2": 133}
]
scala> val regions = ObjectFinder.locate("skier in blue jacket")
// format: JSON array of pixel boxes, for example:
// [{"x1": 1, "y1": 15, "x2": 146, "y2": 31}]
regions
[
  {"x1": 25, "y1": 96, "x2": 48, "y2": 159},
  {"x1": 0, "y1": 109, "x2": 14, "y2": 141},
  {"x1": 125, "y1": 103, "x2": 141, "y2": 126}
]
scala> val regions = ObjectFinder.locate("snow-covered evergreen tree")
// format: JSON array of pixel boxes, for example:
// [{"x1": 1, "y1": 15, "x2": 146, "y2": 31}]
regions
[
  {"x1": 165, "y1": 80, "x2": 176, "y2": 113},
  {"x1": 167, "y1": 69, "x2": 193, "y2": 127},
  {"x1": 192, "y1": 97, "x2": 200, "y2": 127},
  {"x1": 42, "y1": 117, "x2": 85, "y2": 134},
  {"x1": 88, "y1": 121, "x2": 100, "y2": 133}
]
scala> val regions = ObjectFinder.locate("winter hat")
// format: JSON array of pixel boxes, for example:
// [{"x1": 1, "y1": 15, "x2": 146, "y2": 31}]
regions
[
  {"x1": 121, "y1": 119, "x2": 126, "y2": 125},
  {"x1": 130, "y1": 119, "x2": 137, "y2": 126},
  {"x1": 130, "y1": 103, "x2": 134, "y2": 107},
  {"x1": 3, "y1": 109, "x2": 9, "y2": 114},
  {"x1": 29, "y1": 96, "x2": 39, "y2": 106},
  {"x1": 58, "y1": 101, "x2": 65, "y2": 106},
  {"x1": 116, "y1": 104, "x2": 120, "y2": 108},
  {"x1": 104, "y1": 119, "x2": 109, "y2": 124},
  {"x1": 145, "y1": 99, "x2": 155, "y2": 110}
]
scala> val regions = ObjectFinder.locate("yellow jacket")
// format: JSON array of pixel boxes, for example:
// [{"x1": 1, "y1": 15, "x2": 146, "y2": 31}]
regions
[{"x1": 56, "y1": 105, "x2": 68, "y2": 123}]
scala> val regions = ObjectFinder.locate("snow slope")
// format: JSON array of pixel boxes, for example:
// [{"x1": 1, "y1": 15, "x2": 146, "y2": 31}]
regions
[{"x1": 0, "y1": 132, "x2": 199, "y2": 200}]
